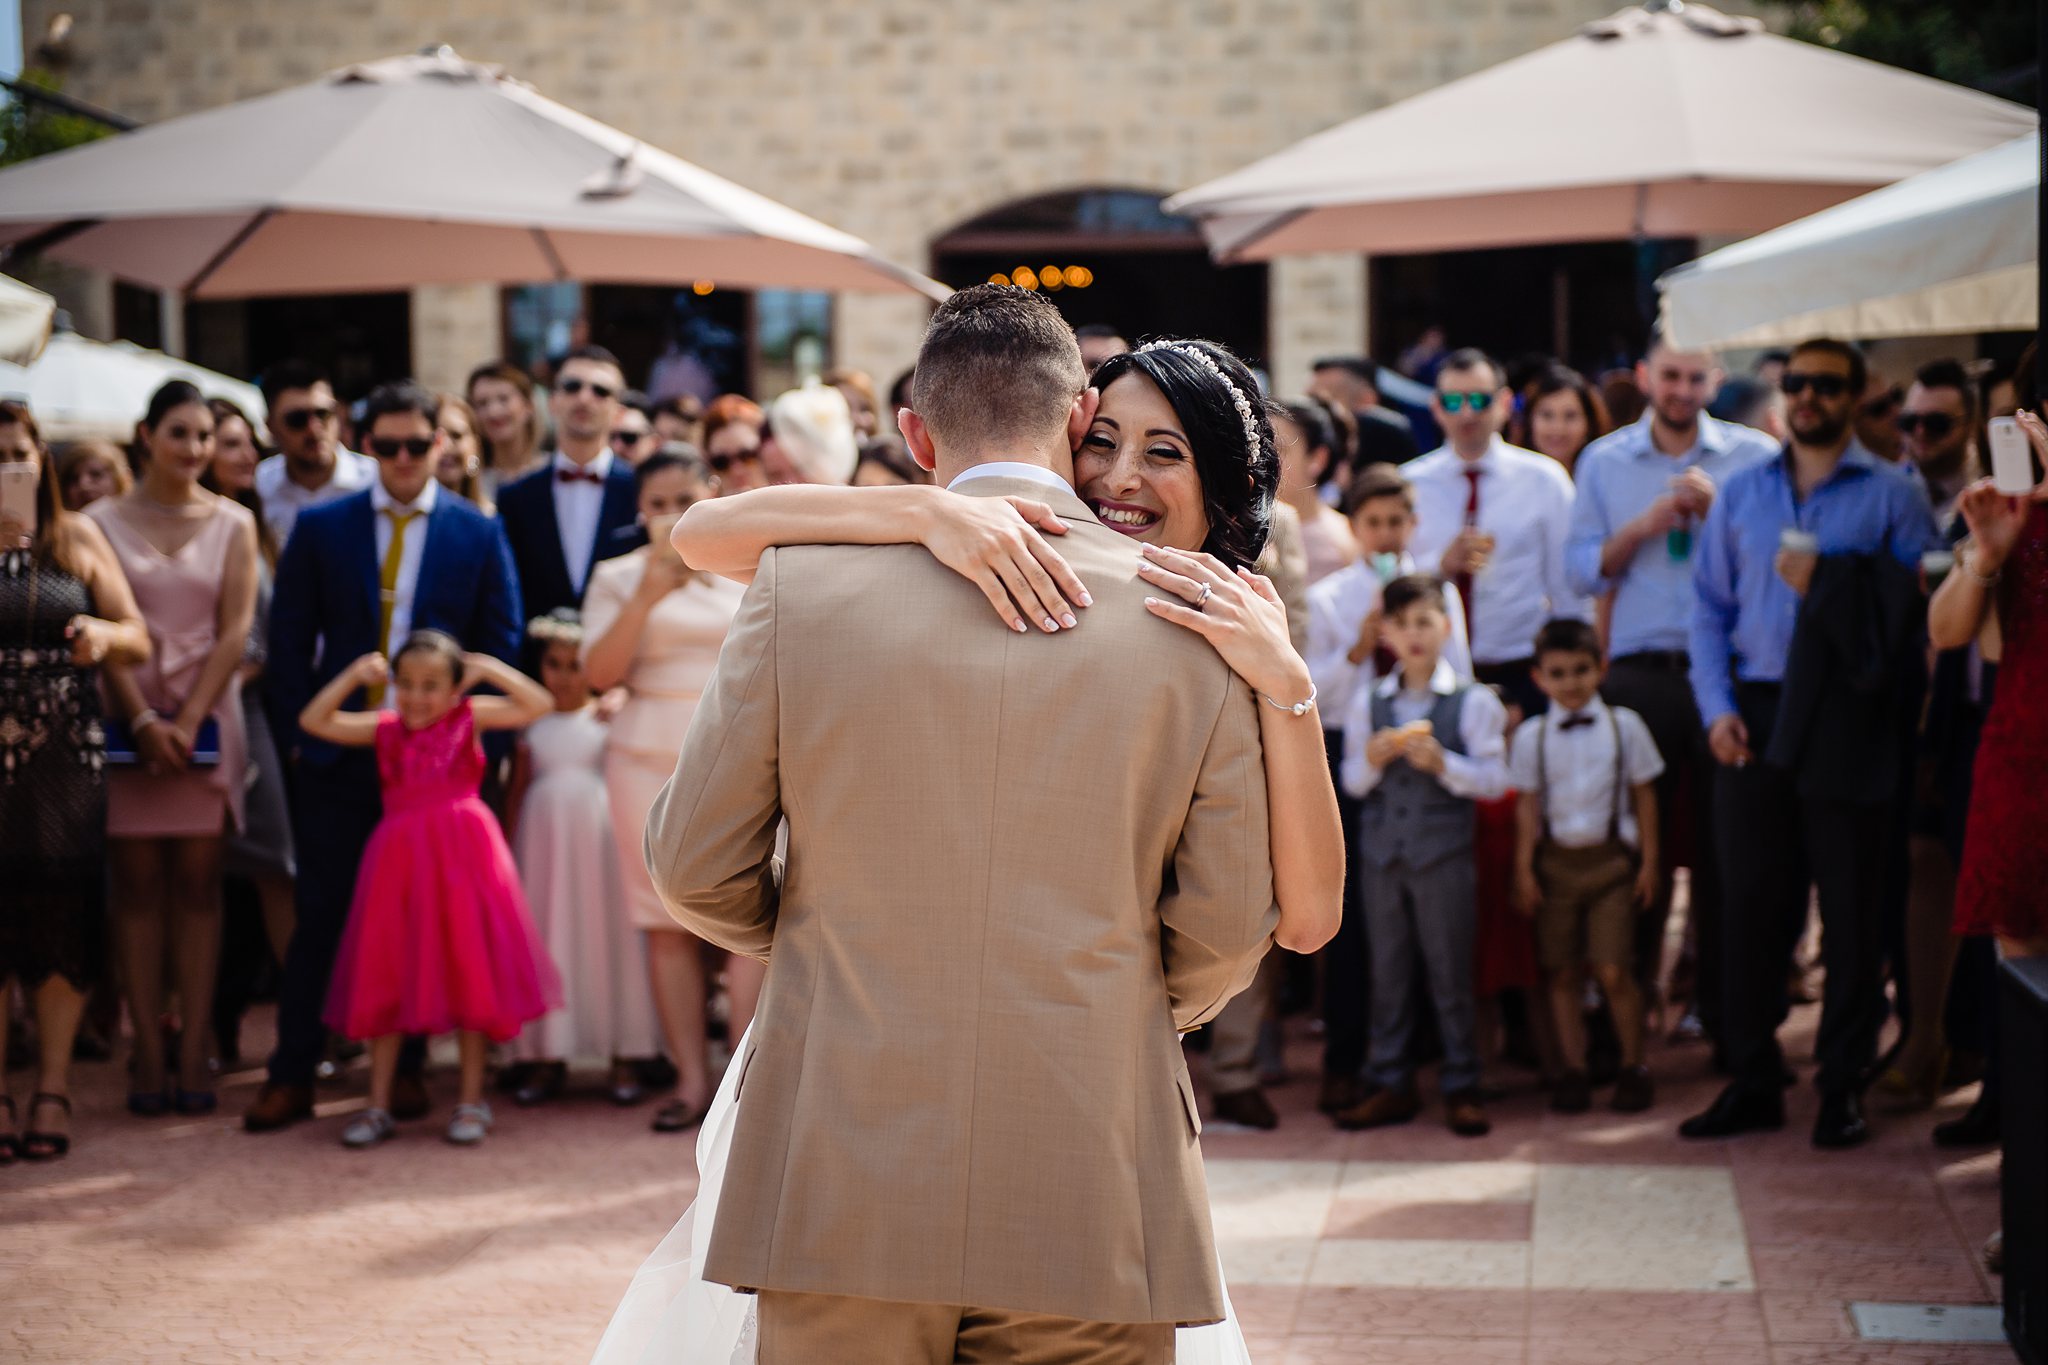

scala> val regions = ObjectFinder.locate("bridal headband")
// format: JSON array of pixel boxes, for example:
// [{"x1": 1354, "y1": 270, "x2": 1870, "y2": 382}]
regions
[{"x1": 1136, "y1": 341, "x2": 1264, "y2": 462}]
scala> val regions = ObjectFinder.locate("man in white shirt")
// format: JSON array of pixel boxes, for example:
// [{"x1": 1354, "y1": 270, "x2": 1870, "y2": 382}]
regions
[
  {"x1": 1405, "y1": 348, "x2": 1587, "y2": 717},
  {"x1": 252, "y1": 360, "x2": 376, "y2": 550}
]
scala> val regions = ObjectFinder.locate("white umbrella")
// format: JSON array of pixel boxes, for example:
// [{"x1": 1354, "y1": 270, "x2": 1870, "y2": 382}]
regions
[
  {"x1": 0, "y1": 331, "x2": 270, "y2": 443},
  {"x1": 1167, "y1": 2, "x2": 2035, "y2": 261},
  {"x1": 1658, "y1": 133, "x2": 2038, "y2": 349},
  {"x1": 0, "y1": 273, "x2": 56, "y2": 366},
  {"x1": 0, "y1": 46, "x2": 944, "y2": 300}
]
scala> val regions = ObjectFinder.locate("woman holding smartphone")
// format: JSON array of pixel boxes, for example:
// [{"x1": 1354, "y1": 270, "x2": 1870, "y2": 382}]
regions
[
  {"x1": 87, "y1": 380, "x2": 260, "y2": 1118},
  {"x1": 0, "y1": 400, "x2": 149, "y2": 1162}
]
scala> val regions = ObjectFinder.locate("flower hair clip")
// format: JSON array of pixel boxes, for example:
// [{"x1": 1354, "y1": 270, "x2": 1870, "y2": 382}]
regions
[{"x1": 1137, "y1": 341, "x2": 1263, "y2": 462}]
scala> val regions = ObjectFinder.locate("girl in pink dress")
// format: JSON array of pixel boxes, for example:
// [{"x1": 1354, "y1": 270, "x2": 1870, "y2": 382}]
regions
[{"x1": 300, "y1": 631, "x2": 560, "y2": 1148}]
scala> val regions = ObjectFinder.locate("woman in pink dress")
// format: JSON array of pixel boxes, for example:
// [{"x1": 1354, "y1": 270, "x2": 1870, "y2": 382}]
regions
[
  {"x1": 302, "y1": 632, "x2": 559, "y2": 1149},
  {"x1": 582, "y1": 449, "x2": 754, "y2": 1134},
  {"x1": 87, "y1": 381, "x2": 259, "y2": 1116}
]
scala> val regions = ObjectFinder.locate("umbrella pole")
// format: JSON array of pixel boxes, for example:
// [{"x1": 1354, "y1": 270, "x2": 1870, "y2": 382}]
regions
[{"x1": 158, "y1": 290, "x2": 185, "y2": 359}]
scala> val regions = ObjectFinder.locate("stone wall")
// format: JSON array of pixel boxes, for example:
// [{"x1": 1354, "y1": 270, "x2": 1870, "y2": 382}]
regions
[{"x1": 23, "y1": 0, "x2": 1634, "y2": 391}]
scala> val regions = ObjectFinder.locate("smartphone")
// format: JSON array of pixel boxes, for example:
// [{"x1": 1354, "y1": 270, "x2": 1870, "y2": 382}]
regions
[
  {"x1": 0, "y1": 462, "x2": 37, "y2": 538},
  {"x1": 1988, "y1": 416, "x2": 2036, "y2": 496}
]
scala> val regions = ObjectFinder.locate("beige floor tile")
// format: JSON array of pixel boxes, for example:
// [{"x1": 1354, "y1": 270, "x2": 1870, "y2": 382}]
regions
[
  {"x1": 1307, "y1": 1238, "x2": 1531, "y2": 1289},
  {"x1": 1335, "y1": 1160, "x2": 1537, "y2": 1205}
]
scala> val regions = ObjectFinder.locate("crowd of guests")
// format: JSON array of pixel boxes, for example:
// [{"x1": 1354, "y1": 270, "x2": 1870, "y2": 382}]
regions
[{"x1": 0, "y1": 320, "x2": 2042, "y2": 1190}]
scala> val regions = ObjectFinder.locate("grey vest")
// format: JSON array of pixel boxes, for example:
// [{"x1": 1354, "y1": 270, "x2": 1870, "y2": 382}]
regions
[{"x1": 1358, "y1": 684, "x2": 1477, "y2": 871}]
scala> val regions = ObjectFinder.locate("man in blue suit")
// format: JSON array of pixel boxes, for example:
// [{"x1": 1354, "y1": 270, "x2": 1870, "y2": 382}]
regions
[
  {"x1": 244, "y1": 380, "x2": 523, "y2": 1134},
  {"x1": 495, "y1": 344, "x2": 643, "y2": 638}
]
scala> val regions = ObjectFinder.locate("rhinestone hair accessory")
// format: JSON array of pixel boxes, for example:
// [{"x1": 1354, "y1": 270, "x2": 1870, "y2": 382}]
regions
[{"x1": 1137, "y1": 340, "x2": 1262, "y2": 462}]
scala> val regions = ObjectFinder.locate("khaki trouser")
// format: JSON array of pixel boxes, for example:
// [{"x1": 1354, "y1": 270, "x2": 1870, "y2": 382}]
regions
[{"x1": 757, "y1": 1290, "x2": 1177, "y2": 1365}]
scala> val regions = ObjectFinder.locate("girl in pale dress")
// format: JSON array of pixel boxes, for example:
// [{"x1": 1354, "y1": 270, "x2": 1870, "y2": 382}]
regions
[
  {"x1": 87, "y1": 380, "x2": 260, "y2": 1116},
  {"x1": 581, "y1": 448, "x2": 755, "y2": 1134},
  {"x1": 506, "y1": 609, "x2": 658, "y2": 1106}
]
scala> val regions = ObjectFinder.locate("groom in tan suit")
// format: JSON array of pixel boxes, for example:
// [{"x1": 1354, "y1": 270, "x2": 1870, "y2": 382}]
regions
[{"x1": 645, "y1": 283, "x2": 1278, "y2": 1364}]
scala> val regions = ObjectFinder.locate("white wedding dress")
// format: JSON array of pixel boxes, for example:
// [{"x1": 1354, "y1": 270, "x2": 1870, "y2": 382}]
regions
[{"x1": 590, "y1": 1025, "x2": 1253, "y2": 1364}]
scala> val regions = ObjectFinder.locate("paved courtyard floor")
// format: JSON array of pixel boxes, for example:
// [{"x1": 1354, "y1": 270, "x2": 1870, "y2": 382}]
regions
[{"x1": 2, "y1": 1002, "x2": 2009, "y2": 1364}]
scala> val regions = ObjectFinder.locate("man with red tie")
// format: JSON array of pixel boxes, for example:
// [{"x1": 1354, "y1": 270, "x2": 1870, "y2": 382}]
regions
[
  {"x1": 497, "y1": 345, "x2": 645, "y2": 637},
  {"x1": 1404, "y1": 348, "x2": 1588, "y2": 719}
]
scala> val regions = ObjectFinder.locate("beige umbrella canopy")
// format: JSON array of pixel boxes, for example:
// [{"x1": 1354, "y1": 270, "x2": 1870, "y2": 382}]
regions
[
  {"x1": 0, "y1": 46, "x2": 945, "y2": 300},
  {"x1": 1167, "y1": 2, "x2": 2035, "y2": 262}
]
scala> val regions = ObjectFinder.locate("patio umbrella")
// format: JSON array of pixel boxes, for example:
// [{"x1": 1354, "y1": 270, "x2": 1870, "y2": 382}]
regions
[
  {"x1": 0, "y1": 46, "x2": 945, "y2": 300},
  {"x1": 1166, "y1": 2, "x2": 2035, "y2": 262},
  {"x1": 1657, "y1": 134, "x2": 2038, "y2": 349},
  {"x1": 0, "y1": 273, "x2": 55, "y2": 366},
  {"x1": 0, "y1": 330, "x2": 270, "y2": 443}
]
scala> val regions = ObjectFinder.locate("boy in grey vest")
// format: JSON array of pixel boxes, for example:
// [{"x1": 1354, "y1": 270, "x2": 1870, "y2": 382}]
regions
[
  {"x1": 1334, "y1": 575, "x2": 1510, "y2": 1137},
  {"x1": 1509, "y1": 618, "x2": 1665, "y2": 1117}
]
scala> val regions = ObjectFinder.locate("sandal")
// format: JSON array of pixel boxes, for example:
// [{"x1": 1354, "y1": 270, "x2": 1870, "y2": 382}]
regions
[
  {"x1": 0, "y1": 1096, "x2": 18, "y2": 1164},
  {"x1": 22, "y1": 1092, "x2": 70, "y2": 1160},
  {"x1": 651, "y1": 1097, "x2": 711, "y2": 1133}
]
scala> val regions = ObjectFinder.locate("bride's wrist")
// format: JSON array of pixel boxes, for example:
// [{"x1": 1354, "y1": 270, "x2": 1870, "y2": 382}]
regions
[{"x1": 1253, "y1": 657, "x2": 1314, "y2": 706}]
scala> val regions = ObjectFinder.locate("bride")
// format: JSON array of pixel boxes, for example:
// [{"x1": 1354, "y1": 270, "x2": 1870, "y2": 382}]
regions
[{"x1": 591, "y1": 338, "x2": 1345, "y2": 1365}]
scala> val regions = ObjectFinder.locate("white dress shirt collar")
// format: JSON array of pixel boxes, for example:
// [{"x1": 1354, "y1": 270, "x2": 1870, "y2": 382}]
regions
[
  {"x1": 369, "y1": 477, "x2": 439, "y2": 518},
  {"x1": 946, "y1": 462, "x2": 1072, "y2": 493},
  {"x1": 1374, "y1": 655, "x2": 1460, "y2": 699}
]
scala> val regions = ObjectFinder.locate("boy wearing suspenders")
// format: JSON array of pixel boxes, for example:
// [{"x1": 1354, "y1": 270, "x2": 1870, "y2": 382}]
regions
[{"x1": 1511, "y1": 619, "x2": 1666, "y2": 1115}]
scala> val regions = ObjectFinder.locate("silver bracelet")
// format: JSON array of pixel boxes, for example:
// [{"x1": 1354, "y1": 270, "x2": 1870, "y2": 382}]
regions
[
  {"x1": 1257, "y1": 682, "x2": 1318, "y2": 718},
  {"x1": 1961, "y1": 545, "x2": 2002, "y2": 587},
  {"x1": 130, "y1": 708, "x2": 162, "y2": 732}
]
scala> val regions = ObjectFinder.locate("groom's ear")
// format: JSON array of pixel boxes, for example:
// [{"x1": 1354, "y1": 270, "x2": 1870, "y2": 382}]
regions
[
  {"x1": 899, "y1": 407, "x2": 938, "y2": 473},
  {"x1": 1067, "y1": 387, "x2": 1101, "y2": 452}
]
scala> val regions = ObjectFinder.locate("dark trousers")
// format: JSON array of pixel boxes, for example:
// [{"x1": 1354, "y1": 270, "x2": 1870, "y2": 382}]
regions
[
  {"x1": 266, "y1": 759, "x2": 421, "y2": 1087},
  {"x1": 1604, "y1": 655, "x2": 1723, "y2": 1032},
  {"x1": 1713, "y1": 684, "x2": 1890, "y2": 1098},
  {"x1": 1475, "y1": 658, "x2": 1543, "y2": 720},
  {"x1": 1321, "y1": 727, "x2": 1370, "y2": 1078}
]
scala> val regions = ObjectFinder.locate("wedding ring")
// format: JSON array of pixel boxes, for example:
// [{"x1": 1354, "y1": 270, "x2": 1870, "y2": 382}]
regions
[{"x1": 1195, "y1": 582, "x2": 1212, "y2": 608}]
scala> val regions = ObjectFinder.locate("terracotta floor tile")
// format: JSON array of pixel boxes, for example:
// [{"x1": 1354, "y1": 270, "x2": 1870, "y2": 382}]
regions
[
  {"x1": 1322, "y1": 1198, "x2": 1532, "y2": 1241},
  {"x1": 1747, "y1": 1244, "x2": 1989, "y2": 1300},
  {"x1": 1291, "y1": 1286, "x2": 1529, "y2": 1338},
  {"x1": 1758, "y1": 1292, "x2": 1861, "y2": 1344},
  {"x1": 1771, "y1": 1346, "x2": 2017, "y2": 1365},
  {"x1": 1526, "y1": 1289, "x2": 1767, "y2": 1341},
  {"x1": 1530, "y1": 1341, "x2": 1771, "y2": 1365},
  {"x1": 1273, "y1": 1337, "x2": 1525, "y2": 1364},
  {"x1": 1225, "y1": 1284, "x2": 1302, "y2": 1337}
]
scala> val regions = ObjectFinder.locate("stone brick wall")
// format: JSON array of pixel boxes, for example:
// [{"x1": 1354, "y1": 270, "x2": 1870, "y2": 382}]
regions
[{"x1": 23, "y1": 0, "x2": 1637, "y2": 391}]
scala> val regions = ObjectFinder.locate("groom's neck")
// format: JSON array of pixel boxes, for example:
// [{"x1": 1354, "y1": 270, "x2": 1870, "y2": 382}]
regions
[{"x1": 934, "y1": 443, "x2": 1076, "y2": 488}]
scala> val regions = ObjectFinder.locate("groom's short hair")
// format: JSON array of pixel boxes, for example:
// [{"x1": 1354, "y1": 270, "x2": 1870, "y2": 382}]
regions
[{"x1": 911, "y1": 284, "x2": 1085, "y2": 452}]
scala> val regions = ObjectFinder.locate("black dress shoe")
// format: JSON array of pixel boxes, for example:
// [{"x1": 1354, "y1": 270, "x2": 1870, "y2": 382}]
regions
[
  {"x1": 1211, "y1": 1087, "x2": 1280, "y2": 1131},
  {"x1": 1812, "y1": 1090, "x2": 1870, "y2": 1150},
  {"x1": 514, "y1": 1060, "x2": 567, "y2": 1108},
  {"x1": 1678, "y1": 1084, "x2": 1784, "y2": 1139},
  {"x1": 1933, "y1": 1094, "x2": 2000, "y2": 1149}
]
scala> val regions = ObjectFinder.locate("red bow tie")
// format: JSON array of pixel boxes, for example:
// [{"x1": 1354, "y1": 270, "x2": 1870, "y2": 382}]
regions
[{"x1": 556, "y1": 466, "x2": 604, "y2": 485}]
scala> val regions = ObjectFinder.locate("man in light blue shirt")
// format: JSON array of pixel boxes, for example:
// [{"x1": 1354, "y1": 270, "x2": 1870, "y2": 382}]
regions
[
  {"x1": 1680, "y1": 338, "x2": 1938, "y2": 1154},
  {"x1": 1568, "y1": 339, "x2": 1776, "y2": 1042}
]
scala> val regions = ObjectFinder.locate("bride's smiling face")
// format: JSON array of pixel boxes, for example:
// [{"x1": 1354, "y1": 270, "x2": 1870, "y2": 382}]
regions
[{"x1": 1076, "y1": 374, "x2": 1210, "y2": 553}]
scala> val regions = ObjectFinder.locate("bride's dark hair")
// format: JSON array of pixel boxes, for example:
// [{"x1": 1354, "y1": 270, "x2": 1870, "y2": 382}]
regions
[{"x1": 1088, "y1": 340, "x2": 1278, "y2": 569}]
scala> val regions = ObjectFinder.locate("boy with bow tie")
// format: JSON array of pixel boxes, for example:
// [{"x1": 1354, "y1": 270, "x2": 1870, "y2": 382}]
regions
[{"x1": 1510, "y1": 618, "x2": 1665, "y2": 1115}]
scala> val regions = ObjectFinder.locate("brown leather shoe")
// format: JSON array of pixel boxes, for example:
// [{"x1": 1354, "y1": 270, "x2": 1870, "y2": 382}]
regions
[
  {"x1": 1333, "y1": 1084, "x2": 1420, "y2": 1131},
  {"x1": 390, "y1": 1074, "x2": 431, "y2": 1122},
  {"x1": 1444, "y1": 1090, "x2": 1492, "y2": 1138},
  {"x1": 243, "y1": 1083, "x2": 314, "y2": 1133},
  {"x1": 1211, "y1": 1087, "x2": 1280, "y2": 1131},
  {"x1": 1317, "y1": 1074, "x2": 1366, "y2": 1116}
]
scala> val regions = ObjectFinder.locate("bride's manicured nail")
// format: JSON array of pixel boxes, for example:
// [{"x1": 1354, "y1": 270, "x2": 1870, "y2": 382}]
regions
[
  {"x1": 1061, "y1": 613, "x2": 1078, "y2": 628},
  {"x1": 1079, "y1": 592, "x2": 1093, "y2": 607},
  {"x1": 1044, "y1": 617, "x2": 1059, "y2": 632},
  {"x1": 1013, "y1": 619, "x2": 1028, "y2": 632}
]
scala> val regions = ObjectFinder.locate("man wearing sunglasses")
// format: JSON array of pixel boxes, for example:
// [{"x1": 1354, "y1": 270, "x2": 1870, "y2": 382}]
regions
[
  {"x1": 497, "y1": 345, "x2": 644, "y2": 633},
  {"x1": 1683, "y1": 337, "x2": 1939, "y2": 1151},
  {"x1": 1406, "y1": 347, "x2": 1586, "y2": 718},
  {"x1": 611, "y1": 392, "x2": 665, "y2": 467},
  {"x1": 252, "y1": 359, "x2": 376, "y2": 550},
  {"x1": 1899, "y1": 359, "x2": 1981, "y2": 530},
  {"x1": 248, "y1": 380, "x2": 522, "y2": 1136}
]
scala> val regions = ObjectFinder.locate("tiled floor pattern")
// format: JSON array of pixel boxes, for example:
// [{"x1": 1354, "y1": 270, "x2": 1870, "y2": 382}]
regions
[{"x1": 0, "y1": 1002, "x2": 2013, "y2": 1363}]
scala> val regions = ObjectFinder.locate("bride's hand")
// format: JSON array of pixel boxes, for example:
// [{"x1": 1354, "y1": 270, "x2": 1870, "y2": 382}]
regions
[
  {"x1": 1138, "y1": 543, "x2": 1312, "y2": 701},
  {"x1": 922, "y1": 493, "x2": 1091, "y2": 634}
]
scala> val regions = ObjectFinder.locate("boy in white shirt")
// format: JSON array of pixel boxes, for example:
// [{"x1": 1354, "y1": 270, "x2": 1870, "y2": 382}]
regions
[{"x1": 1510, "y1": 619, "x2": 1665, "y2": 1115}]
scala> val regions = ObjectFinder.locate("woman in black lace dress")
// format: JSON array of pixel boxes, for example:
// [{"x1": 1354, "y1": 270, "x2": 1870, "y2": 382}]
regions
[{"x1": 0, "y1": 401, "x2": 149, "y2": 1161}]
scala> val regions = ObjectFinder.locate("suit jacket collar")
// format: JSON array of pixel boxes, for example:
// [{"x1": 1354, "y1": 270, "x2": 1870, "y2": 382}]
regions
[{"x1": 950, "y1": 474, "x2": 1097, "y2": 526}]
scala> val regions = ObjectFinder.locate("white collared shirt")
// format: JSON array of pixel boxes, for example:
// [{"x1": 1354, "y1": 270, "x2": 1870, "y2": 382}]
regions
[
  {"x1": 1405, "y1": 437, "x2": 1588, "y2": 664},
  {"x1": 946, "y1": 462, "x2": 1072, "y2": 494},
  {"x1": 371, "y1": 478, "x2": 439, "y2": 649},
  {"x1": 1306, "y1": 551, "x2": 1472, "y2": 732},
  {"x1": 1340, "y1": 656, "x2": 1509, "y2": 800},
  {"x1": 553, "y1": 448, "x2": 615, "y2": 597},
  {"x1": 1508, "y1": 696, "x2": 1665, "y2": 849},
  {"x1": 254, "y1": 448, "x2": 376, "y2": 550}
]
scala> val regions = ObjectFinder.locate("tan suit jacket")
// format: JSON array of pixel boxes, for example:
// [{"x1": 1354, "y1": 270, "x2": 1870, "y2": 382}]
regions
[{"x1": 645, "y1": 476, "x2": 1278, "y2": 1326}]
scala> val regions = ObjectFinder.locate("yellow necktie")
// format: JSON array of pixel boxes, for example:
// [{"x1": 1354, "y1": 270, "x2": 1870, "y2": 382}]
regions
[{"x1": 371, "y1": 509, "x2": 419, "y2": 705}]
